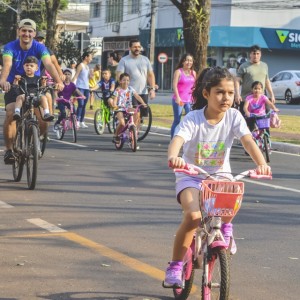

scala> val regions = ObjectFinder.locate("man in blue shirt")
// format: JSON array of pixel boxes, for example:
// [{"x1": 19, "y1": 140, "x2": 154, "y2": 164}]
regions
[{"x1": 0, "y1": 18, "x2": 64, "y2": 164}]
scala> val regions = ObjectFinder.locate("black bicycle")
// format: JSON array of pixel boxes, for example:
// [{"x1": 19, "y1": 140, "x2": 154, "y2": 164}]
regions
[{"x1": 12, "y1": 77, "x2": 53, "y2": 190}]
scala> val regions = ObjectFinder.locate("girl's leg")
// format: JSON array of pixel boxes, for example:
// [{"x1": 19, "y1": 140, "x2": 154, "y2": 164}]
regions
[
  {"x1": 115, "y1": 113, "x2": 125, "y2": 137},
  {"x1": 172, "y1": 187, "x2": 201, "y2": 261},
  {"x1": 76, "y1": 91, "x2": 84, "y2": 122},
  {"x1": 171, "y1": 100, "x2": 183, "y2": 139},
  {"x1": 80, "y1": 89, "x2": 90, "y2": 122},
  {"x1": 184, "y1": 102, "x2": 191, "y2": 115}
]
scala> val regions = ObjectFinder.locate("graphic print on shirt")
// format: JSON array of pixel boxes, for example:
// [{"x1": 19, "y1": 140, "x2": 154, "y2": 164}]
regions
[
  {"x1": 115, "y1": 87, "x2": 134, "y2": 108},
  {"x1": 194, "y1": 141, "x2": 225, "y2": 168}
]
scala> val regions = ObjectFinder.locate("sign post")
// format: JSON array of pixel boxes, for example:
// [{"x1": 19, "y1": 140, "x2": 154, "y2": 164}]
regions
[{"x1": 157, "y1": 53, "x2": 168, "y2": 91}]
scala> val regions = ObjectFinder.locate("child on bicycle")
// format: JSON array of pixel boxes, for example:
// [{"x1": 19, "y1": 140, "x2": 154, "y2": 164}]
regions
[
  {"x1": 243, "y1": 80, "x2": 279, "y2": 131},
  {"x1": 90, "y1": 69, "x2": 116, "y2": 109},
  {"x1": 12, "y1": 56, "x2": 54, "y2": 122},
  {"x1": 53, "y1": 68, "x2": 85, "y2": 131},
  {"x1": 111, "y1": 72, "x2": 146, "y2": 143},
  {"x1": 164, "y1": 67, "x2": 272, "y2": 288}
]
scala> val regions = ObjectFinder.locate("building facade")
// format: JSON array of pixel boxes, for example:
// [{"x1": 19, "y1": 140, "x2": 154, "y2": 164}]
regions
[{"x1": 88, "y1": 0, "x2": 300, "y2": 90}]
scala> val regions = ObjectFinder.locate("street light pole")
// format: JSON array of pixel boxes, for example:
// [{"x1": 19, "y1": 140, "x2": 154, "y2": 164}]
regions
[{"x1": 149, "y1": 0, "x2": 157, "y2": 66}]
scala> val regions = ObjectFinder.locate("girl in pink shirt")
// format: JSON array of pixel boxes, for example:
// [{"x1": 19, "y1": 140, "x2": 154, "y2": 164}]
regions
[
  {"x1": 244, "y1": 81, "x2": 279, "y2": 131},
  {"x1": 171, "y1": 53, "x2": 196, "y2": 138}
]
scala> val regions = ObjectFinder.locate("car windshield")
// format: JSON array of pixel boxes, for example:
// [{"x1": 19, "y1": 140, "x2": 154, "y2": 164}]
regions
[{"x1": 295, "y1": 72, "x2": 300, "y2": 78}]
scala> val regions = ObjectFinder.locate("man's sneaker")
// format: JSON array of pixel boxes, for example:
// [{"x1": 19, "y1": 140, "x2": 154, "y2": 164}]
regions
[
  {"x1": 163, "y1": 261, "x2": 183, "y2": 288},
  {"x1": 44, "y1": 113, "x2": 54, "y2": 122},
  {"x1": 221, "y1": 223, "x2": 237, "y2": 255},
  {"x1": 13, "y1": 111, "x2": 21, "y2": 121},
  {"x1": 4, "y1": 149, "x2": 15, "y2": 165},
  {"x1": 80, "y1": 122, "x2": 88, "y2": 128}
]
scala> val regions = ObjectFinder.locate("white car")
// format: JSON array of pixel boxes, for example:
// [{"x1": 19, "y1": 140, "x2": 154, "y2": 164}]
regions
[{"x1": 270, "y1": 70, "x2": 300, "y2": 104}]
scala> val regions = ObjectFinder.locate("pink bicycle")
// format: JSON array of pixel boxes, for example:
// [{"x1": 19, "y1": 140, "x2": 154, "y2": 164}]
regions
[
  {"x1": 163, "y1": 164, "x2": 272, "y2": 300},
  {"x1": 112, "y1": 104, "x2": 145, "y2": 152},
  {"x1": 54, "y1": 96, "x2": 83, "y2": 143}
]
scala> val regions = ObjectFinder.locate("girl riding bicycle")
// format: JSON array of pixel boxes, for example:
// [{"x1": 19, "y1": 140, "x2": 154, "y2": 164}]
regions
[
  {"x1": 111, "y1": 72, "x2": 146, "y2": 143},
  {"x1": 53, "y1": 68, "x2": 85, "y2": 131},
  {"x1": 244, "y1": 80, "x2": 279, "y2": 131},
  {"x1": 164, "y1": 67, "x2": 272, "y2": 288}
]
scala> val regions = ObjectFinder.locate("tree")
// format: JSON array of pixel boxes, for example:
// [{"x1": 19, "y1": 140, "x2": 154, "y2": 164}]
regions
[{"x1": 170, "y1": 0, "x2": 211, "y2": 72}]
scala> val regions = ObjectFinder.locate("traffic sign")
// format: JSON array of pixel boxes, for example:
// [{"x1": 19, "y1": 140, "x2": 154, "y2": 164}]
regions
[{"x1": 158, "y1": 52, "x2": 168, "y2": 64}]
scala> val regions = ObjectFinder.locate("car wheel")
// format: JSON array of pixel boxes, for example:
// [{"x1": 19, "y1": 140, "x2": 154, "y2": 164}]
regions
[{"x1": 285, "y1": 90, "x2": 293, "y2": 104}]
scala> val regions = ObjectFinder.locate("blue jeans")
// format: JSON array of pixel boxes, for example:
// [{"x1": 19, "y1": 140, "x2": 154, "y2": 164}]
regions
[
  {"x1": 171, "y1": 100, "x2": 191, "y2": 138},
  {"x1": 77, "y1": 88, "x2": 90, "y2": 122}
]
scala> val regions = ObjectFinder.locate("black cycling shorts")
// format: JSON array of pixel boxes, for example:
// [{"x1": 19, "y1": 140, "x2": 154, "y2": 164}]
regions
[{"x1": 133, "y1": 94, "x2": 148, "y2": 117}]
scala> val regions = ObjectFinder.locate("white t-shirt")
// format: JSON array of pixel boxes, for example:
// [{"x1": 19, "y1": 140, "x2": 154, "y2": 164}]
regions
[{"x1": 175, "y1": 107, "x2": 250, "y2": 179}]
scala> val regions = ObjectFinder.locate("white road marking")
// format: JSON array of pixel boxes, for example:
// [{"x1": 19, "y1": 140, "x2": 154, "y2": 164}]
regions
[
  {"x1": 0, "y1": 201, "x2": 14, "y2": 208},
  {"x1": 243, "y1": 178, "x2": 300, "y2": 194},
  {"x1": 48, "y1": 138, "x2": 87, "y2": 148},
  {"x1": 27, "y1": 218, "x2": 67, "y2": 233}
]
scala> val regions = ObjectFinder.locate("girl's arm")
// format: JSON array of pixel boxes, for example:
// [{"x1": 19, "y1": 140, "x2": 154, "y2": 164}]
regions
[
  {"x1": 72, "y1": 64, "x2": 82, "y2": 83},
  {"x1": 265, "y1": 99, "x2": 279, "y2": 112},
  {"x1": 168, "y1": 136, "x2": 185, "y2": 168},
  {"x1": 241, "y1": 134, "x2": 271, "y2": 175},
  {"x1": 172, "y1": 69, "x2": 181, "y2": 104},
  {"x1": 75, "y1": 88, "x2": 86, "y2": 99},
  {"x1": 133, "y1": 92, "x2": 146, "y2": 105}
]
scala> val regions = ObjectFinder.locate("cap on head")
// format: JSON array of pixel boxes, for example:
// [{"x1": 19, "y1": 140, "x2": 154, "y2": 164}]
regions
[
  {"x1": 19, "y1": 19, "x2": 36, "y2": 31},
  {"x1": 36, "y1": 31, "x2": 46, "y2": 39},
  {"x1": 63, "y1": 68, "x2": 73, "y2": 74}
]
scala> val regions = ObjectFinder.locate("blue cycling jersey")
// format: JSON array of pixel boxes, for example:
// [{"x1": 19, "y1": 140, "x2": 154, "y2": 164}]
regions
[{"x1": 3, "y1": 39, "x2": 50, "y2": 83}]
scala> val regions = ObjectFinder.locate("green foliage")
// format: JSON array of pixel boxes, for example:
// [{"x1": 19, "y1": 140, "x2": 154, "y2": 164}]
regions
[{"x1": 56, "y1": 33, "x2": 81, "y2": 67}]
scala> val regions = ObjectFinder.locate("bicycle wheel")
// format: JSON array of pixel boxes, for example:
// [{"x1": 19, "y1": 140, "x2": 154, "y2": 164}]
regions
[
  {"x1": 56, "y1": 122, "x2": 65, "y2": 140},
  {"x1": 129, "y1": 125, "x2": 137, "y2": 152},
  {"x1": 137, "y1": 106, "x2": 152, "y2": 141},
  {"x1": 26, "y1": 125, "x2": 39, "y2": 190},
  {"x1": 263, "y1": 134, "x2": 270, "y2": 163},
  {"x1": 94, "y1": 108, "x2": 105, "y2": 135},
  {"x1": 12, "y1": 127, "x2": 24, "y2": 182},
  {"x1": 107, "y1": 111, "x2": 114, "y2": 134},
  {"x1": 201, "y1": 247, "x2": 230, "y2": 300},
  {"x1": 71, "y1": 114, "x2": 78, "y2": 143},
  {"x1": 173, "y1": 248, "x2": 195, "y2": 300}
]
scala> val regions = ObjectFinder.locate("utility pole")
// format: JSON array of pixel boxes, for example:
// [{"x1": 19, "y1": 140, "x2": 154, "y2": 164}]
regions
[{"x1": 149, "y1": 0, "x2": 157, "y2": 66}]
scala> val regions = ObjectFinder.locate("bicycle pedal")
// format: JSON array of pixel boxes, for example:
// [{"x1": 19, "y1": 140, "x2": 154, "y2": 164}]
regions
[{"x1": 162, "y1": 281, "x2": 185, "y2": 289}]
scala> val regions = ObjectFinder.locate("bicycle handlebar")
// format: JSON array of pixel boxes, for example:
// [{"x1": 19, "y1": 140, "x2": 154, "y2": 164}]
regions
[{"x1": 171, "y1": 163, "x2": 272, "y2": 180}]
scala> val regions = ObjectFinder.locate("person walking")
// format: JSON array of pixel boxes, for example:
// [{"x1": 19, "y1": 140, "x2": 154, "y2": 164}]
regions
[
  {"x1": 0, "y1": 18, "x2": 64, "y2": 164},
  {"x1": 116, "y1": 39, "x2": 156, "y2": 112},
  {"x1": 72, "y1": 51, "x2": 93, "y2": 128},
  {"x1": 107, "y1": 52, "x2": 119, "y2": 81},
  {"x1": 88, "y1": 63, "x2": 101, "y2": 110},
  {"x1": 235, "y1": 45, "x2": 275, "y2": 116},
  {"x1": 171, "y1": 53, "x2": 196, "y2": 138}
]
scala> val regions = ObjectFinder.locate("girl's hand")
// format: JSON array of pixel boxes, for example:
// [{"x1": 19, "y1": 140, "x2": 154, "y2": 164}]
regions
[
  {"x1": 274, "y1": 108, "x2": 279, "y2": 112},
  {"x1": 168, "y1": 156, "x2": 186, "y2": 169},
  {"x1": 256, "y1": 164, "x2": 272, "y2": 176}
]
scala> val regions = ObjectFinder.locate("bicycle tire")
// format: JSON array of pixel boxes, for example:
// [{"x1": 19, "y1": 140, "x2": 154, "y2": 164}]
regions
[
  {"x1": 112, "y1": 112, "x2": 118, "y2": 134},
  {"x1": 263, "y1": 134, "x2": 270, "y2": 163},
  {"x1": 107, "y1": 111, "x2": 114, "y2": 134},
  {"x1": 137, "y1": 106, "x2": 152, "y2": 141},
  {"x1": 173, "y1": 248, "x2": 195, "y2": 300},
  {"x1": 12, "y1": 126, "x2": 25, "y2": 182},
  {"x1": 201, "y1": 247, "x2": 230, "y2": 300},
  {"x1": 94, "y1": 108, "x2": 105, "y2": 135},
  {"x1": 56, "y1": 122, "x2": 65, "y2": 140},
  {"x1": 71, "y1": 114, "x2": 77, "y2": 143},
  {"x1": 26, "y1": 125, "x2": 39, "y2": 190},
  {"x1": 129, "y1": 125, "x2": 137, "y2": 152}
]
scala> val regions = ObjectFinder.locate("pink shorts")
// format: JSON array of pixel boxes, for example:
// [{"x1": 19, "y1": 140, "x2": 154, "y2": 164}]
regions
[{"x1": 175, "y1": 177, "x2": 202, "y2": 203}]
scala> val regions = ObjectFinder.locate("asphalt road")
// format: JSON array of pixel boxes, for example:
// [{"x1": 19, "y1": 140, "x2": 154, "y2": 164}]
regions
[{"x1": 0, "y1": 113, "x2": 299, "y2": 300}]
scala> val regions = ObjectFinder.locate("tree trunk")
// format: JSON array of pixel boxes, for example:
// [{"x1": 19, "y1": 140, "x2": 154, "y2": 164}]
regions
[
  {"x1": 170, "y1": 0, "x2": 211, "y2": 72},
  {"x1": 44, "y1": 0, "x2": 60, "y2": 51}
]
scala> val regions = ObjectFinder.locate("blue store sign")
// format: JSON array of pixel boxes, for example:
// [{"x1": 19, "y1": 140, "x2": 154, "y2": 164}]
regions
[{"x1": 260, "y1": 28, "x2": 300, "y2": 50}]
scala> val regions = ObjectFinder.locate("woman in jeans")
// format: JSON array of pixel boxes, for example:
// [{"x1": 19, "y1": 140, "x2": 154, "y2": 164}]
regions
[
  {"x1": 72, "y1": 51, "x2": 93, "y2": 128},
  {"x1": 171, "y1": 53, "x2": 196, "y2": 138}
]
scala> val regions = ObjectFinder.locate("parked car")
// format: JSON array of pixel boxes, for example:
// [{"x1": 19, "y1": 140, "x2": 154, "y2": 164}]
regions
[{"x1": 270, "y1": 70, "x2": 300, "y2": 104}]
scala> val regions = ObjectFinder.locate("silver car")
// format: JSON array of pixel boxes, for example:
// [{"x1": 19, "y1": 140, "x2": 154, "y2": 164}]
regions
[{"x1": 270, "y1": 70, "x2": 300, "y2": 104}]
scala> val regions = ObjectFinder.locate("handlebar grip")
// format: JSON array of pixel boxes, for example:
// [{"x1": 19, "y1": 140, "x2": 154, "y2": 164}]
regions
[{"x1": 249, "y1": 170, "x2": 272, "y2": 180}]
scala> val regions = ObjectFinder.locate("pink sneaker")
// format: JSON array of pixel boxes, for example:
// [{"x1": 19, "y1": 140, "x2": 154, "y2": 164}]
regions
[
  {"x1": 163, "y1": 261, "x2": 183, "y2": 287},
  {"x1": 221, "y1": 223, "x2": 237, "y2": 255}
]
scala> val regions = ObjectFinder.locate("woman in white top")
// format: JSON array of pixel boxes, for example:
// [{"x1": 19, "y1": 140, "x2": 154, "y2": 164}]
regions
[{"x1": 72, "y1": 51, "x2": 93, "y2": 128}]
